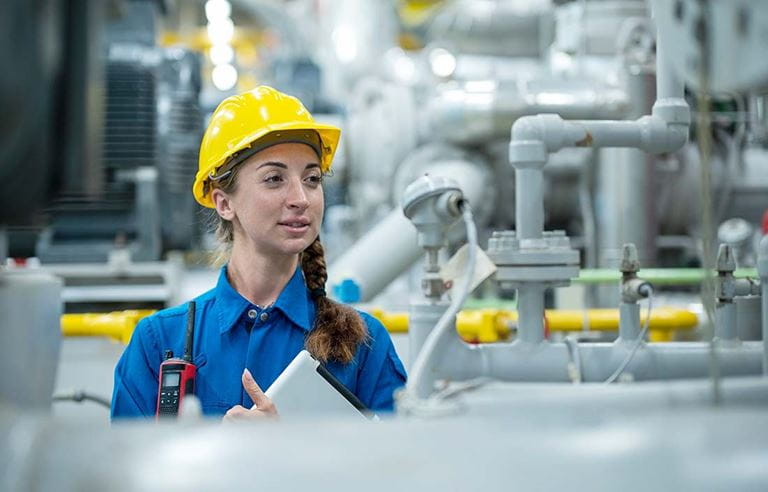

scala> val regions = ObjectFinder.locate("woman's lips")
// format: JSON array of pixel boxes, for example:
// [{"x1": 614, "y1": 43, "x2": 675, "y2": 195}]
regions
[{"x1": 278, "y1": 221, "x2": 310, "y2": 234}]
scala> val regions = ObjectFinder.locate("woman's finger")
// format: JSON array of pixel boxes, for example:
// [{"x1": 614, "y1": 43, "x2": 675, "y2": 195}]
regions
[{"x1": 242, "y1": 368, "x2": 272, "y2": 410}]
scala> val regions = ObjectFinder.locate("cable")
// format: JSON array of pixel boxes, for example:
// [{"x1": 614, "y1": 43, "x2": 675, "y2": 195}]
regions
[
  {"x1": 52, "y1": 390, "x2": 112, "y2": 409},
  {"x1": 604, "y1": 290, "x2": 654, "y2": 384},
  {"x1": 405, "y1": 202, "x2": 478, "y2": 401},
  {"x1": 563, "y1": 336, "x2": 583, "y2": 384}
]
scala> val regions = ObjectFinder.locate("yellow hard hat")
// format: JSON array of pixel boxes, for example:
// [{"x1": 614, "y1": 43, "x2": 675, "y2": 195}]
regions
[{"x1": 193, "y1": 86, "x2": 341, "y2": 208}]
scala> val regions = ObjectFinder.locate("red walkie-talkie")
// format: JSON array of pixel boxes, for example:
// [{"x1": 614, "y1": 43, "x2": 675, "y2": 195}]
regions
[{"x1": 156, "y1": 301, "x2": 197, "y2": 418}]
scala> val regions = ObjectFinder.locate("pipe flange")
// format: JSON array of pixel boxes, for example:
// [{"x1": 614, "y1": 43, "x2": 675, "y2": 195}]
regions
[
  {"x1": 495, "y1": 264, "x2": 580, "y2": 286},
  {"x1": 487, "y1": 230, "x2": 580, "y2": 267}
]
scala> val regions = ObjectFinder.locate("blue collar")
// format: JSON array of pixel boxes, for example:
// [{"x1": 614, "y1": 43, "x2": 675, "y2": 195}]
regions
[{"x1": 214, "y1": 266, "x2": 313, "y2": 334}]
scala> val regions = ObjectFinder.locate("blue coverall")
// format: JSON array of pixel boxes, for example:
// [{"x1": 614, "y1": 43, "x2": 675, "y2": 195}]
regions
[{"x1": 111, "y1": 266, "x2": 407, "y2": 418}]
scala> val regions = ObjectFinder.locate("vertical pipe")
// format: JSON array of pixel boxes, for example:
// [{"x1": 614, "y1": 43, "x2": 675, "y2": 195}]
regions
[
  {"x1": 596, "y1": 65, "x2": 656, "y2": 306},
  {"x1": 408, "y1": 301, "x2": 449, "y2": 368},
  {"x1": 517, "y1": 284, "x2": 545, "y2": 344},
  {"x1": 618, "y1": 302, "x2": 641, "y2": 341},
  {"x1": 715, "y1": 302, "x2": 737, "y2": 341},
  {"x1": 764, "y1": 285, "x2": 768, "y2": 376},
  {"x1": 515, "y1": 168, "x2": 544, "y2": 239},
  {"x1": 757, "y1": 235, "x2": 768, "y2": 374},
  {"x1": 655, "y1": 27, "x2": 682, "y2": 100}
]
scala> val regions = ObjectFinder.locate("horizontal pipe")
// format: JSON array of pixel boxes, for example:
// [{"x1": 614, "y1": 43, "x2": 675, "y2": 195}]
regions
[
  {"x1": 425, "y1": 79, "x2": 628, "y2": 144},
  {"x1": 575, "y1": 268, "x2": 758, "y2": 285},
  {"x1": 462, "y1": 376, "x2": 768, "y2": 415},
  {"x1": 371, "y1": 307, "x2": 699, "y2": 342},
  {"x1": 61, "y1": 310, "x2": 155, "y2": 344},
  {"x1": 439, "y1": 339, "x2": 763, "y2": 383},
  {"x1": 4, "y1": 404, "x2": 768, "y2": 490}
]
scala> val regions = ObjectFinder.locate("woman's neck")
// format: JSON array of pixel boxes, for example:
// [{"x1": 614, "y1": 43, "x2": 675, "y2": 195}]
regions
[{"x1": 227, "y1": 244, "x2": 299, "y2": 307}]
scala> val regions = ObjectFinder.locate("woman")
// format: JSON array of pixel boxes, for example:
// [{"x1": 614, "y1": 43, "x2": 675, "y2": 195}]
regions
[{"x1": 111, "y1": 86, "x2": 407, "y2": 419}]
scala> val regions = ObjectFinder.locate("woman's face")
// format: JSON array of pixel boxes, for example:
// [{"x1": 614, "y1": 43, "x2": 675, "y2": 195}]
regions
[{"x1": 212, "y1": 142, "x2": 324, "y2": 258}]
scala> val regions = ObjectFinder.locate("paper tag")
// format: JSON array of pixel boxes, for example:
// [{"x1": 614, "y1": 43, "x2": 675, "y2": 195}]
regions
[{"x1": 440, "y1": 244, "x2": 497, "y2": 294}]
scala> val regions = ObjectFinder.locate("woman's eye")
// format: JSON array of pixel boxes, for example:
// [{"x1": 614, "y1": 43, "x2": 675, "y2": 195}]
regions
[
  {"x1": 264, "y1": 174, "x2": 283, "y2": 184},
  {"x1": 305, "y1": 174, "x2": 323, "y2": 185}
]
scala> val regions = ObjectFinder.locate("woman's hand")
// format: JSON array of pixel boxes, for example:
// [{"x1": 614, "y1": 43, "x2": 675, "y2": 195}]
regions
[{"x1": 222, "y1": 369, "x2": 279, "y2": 422}]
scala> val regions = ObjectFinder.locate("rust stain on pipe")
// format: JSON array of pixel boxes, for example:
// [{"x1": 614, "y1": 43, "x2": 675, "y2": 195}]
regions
[{"x1": 575, "y1": 132, "x2": 593, "y2": 147}]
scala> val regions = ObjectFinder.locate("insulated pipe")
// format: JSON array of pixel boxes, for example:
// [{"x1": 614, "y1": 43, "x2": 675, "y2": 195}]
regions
[
  {"x1": 327, "y1": 210, "x2": 420, "y2": 302},
  {"x1": 758, "y1": 235, "x2": 768, "y2": 374},
  {"x1": 328, "y1": 159, "x2": 488, "y2": 302},
  {"x1": 4, "y1": 406, "x2": 768, "y2": 491},
  {"x1": 424, "y1": 79, "x2": 629, "y2": 144},
  {"x1": 439, "y1": 339, "x2": 764, "y2": 383}
]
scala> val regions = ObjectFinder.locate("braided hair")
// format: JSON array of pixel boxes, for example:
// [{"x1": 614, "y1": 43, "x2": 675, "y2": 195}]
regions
[{"x1": 301, "y1": 237, "x2": 369, "y2": 363}]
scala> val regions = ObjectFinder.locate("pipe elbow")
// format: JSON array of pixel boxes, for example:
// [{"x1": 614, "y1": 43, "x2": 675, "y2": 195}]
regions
[
  {"x1": 512, "y1": 115, "x2": 546, "y2": 142},
  {"x1": 639, "y1": 115, "x2": 689, "y2": 154}
]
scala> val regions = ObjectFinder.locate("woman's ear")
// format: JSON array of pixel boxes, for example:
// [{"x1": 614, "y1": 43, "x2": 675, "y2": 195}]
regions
[{"x1": 211, "y1": 188, "x2": 236, "y2": 221}]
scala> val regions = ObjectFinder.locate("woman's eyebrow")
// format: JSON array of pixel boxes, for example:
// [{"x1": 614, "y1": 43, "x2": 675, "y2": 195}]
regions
[
  {"x1": 254, "y1": 162, "x2": 321, "y2": 171},
  {"x1": 255, "y1": 161, "x2": 287, "y2": 170}
]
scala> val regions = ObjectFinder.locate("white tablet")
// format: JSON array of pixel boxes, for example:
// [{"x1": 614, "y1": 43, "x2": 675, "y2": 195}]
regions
[{"x1": 265, "y1": 350, "x2": 374, "y2": 420}]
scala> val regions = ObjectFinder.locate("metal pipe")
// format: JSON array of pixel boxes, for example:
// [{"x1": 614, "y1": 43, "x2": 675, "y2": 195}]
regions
[
  {"x1": 575, "y1": 268, "x2": 758, "y2": 285},
  {"x1": 515, "y1": 168, "x2": 544, "y2": 240},
  {"x1": 516, "y1": 284, "x2": 546, "y2": 344},
  {"x1": 424, "y1": 79, "x2": 629, "y2": 144},
  {"x1": 440, "y1": 339, "x2": 764, "y2": 384},
  {"x1": 618, "y1": 303, "x2": 641, "y2": 341},
  {"x1": 4, "y1": 405, "x2": 768, "y2": 491},
  {"x1": 654, "y1": 23, "x2": 682, "y2": 101},
  {"x1": 407, "y1": 301, "x2": 449, "y2": 368},
  {"x1": 715, "y1": 302, "x2": 738, "y2": 341},
  {"x1": 61, "y1": 310, "x2": 155, "y2": 344},
  {"x1": 758, "y1": 235, "x2": 768, "y2": 374}
]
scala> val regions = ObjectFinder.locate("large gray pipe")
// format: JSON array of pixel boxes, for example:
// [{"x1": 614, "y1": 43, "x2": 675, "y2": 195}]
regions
[
  {"x1": 328, "y1": 159, "x2": 489, "y2": 302},
  {"x1": 0, "y1": 271, "x2": 62, "y2": 410},
  {"x1": 758, "y1": 235, "x2": 768, "y2": 374},
  {"x1": 440, "y1": 339, "x2": 764, "y2": 384},
  {"x1": 3, "y1": 388, "x2": 768, "y2": 490},
  {"x1": 424, "y1": 79, "x2": 628, "y2": 145},
  {"x1": 427, "y1": 0, "x2": 554, "y2": 57}
]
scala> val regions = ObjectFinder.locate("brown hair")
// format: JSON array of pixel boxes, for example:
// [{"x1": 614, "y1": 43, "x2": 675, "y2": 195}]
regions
[{"x1": 206, "y1": 156, "x2": 369, "y2": 364}]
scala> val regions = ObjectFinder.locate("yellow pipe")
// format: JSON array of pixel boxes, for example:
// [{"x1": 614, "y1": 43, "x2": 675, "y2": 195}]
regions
[
  {"x1": 369, "y1": 307, "x2": 699, "y2": 343},
  {"x1": 62, "y1": 306, "x2": 699, "y2": 346},
  {"x1": 61, "y1": 310, "x2": 155, "y2": 344}
]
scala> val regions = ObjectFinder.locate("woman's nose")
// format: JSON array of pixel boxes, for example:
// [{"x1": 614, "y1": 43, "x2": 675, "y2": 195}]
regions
[{"x1": 286, "y1": 178, "x2": 310, "y2": 209}]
